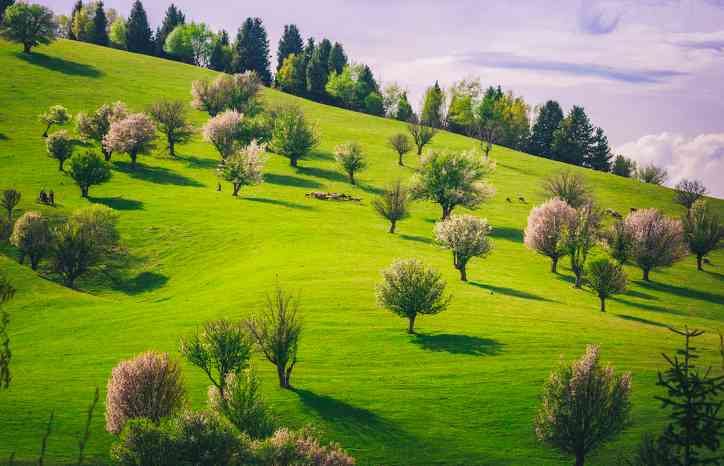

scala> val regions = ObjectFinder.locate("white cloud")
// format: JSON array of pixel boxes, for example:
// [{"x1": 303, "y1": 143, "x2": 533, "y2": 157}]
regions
[{"x1": 616, "y1": 133, "x2": 724, "y2": 198}]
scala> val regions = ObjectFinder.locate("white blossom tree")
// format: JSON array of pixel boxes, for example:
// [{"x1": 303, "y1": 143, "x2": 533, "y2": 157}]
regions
[{"x1": 435, "y1": 214, "x2": 493, "y2": 281}]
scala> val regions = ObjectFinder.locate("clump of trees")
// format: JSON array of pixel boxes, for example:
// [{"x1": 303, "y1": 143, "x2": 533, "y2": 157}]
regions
[
  {"x1": 191, "y1": 72, "x2": 262, "y2": 117},
  {"x1": 46, "y1": 129, "x2": 75, "y2": 171},
  {"x1": 163, "y1": 22, "x2": 214, "y2": 67},
  {"x1": 524, "y1": 198, "x2": 576, "y2": 273},
  {"x1": 148, "y1": 99, "x2": 194, "y2": 157},
  {"x1": 76, "y1": 102, "x2": 128, "y2": 161},
  {"x1": 372, "y1": 179, "x2": 410, "y2": 234},
  {"x1": 636, "y1": 163, "x2": 668, "y2": 185},
  {"x1": 334, "y1": 141, "x2": 366, "y2": 185},
  {"x1": 564, "y1": 203, "x2": 602, "y2": 288},
  {"x1": 68, "y1": 151, "x2": 112, "y2": 198},
  {"x1": 10, "y1": 211, "x2": 50, "y2": 270},
  {"x1": 269, "y1": 105, "x2": 319, "y2": 167},
  {"x1": 375, "y1": 258, "x2": 451, "y2": 334},
  {"x1": 103, "y1": 113, "x2": 157, "y2": 169},
  {"x1": 388, "y1": 133, "x2": 412, "y2": 166},
  {"x1": 105, "y1": 351, "x2": 186, "y2": 434},
  {"x1": 0, "y1": 3, "x2": 57, "y2": 53},
  {"x1": 2, "y1": 188, "x2": 21, "y2": 223},
  {"x1": 535, "y1": 345, "x2": 631, "y2": 466},
  {"x1": 434, "y1": 214, "x2": 493, "y2": 282},
  {"x1": 410, "y1": 149, "x2": 495, "y2": 220},
  {"x1": 39, "y1": 105, "x2": 70, "y2": 138},
  {"x1": 624, "y1": 208, "x2": 687, "y2": 281},
  {"x1": 586, "y1": 258, "x2": 627, "y2": 312},
  {"x1": 682, "y1": 199, "x2": 722, "y2": 271},
  {"x1": 543, "y1": 171, "x2": 590, "y2": 208},
  {"x1": 217, "y1": 140, "x2": 267, "y2": 196},
  {"x1": 611, "y1": 154, "x2": 636, "y2": 178}
]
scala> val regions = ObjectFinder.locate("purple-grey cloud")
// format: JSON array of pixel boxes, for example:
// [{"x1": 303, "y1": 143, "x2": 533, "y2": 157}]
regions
[{"x1": 578, "y1": 0, "x2": 623, "y2": 34}]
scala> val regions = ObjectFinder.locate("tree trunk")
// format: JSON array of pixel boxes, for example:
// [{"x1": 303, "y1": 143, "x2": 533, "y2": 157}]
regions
[
  {"x1": 459, "y1": 266, "x2": 467, "y2": 282},
  {"x1": 43, "y1": 124, "x2": 51, "y2": 138},
  {"x1": 350, "y1": 172, "x2": 355, "y2": 185},
  {"x1": 290, "y1": 157, "x2": 298, "y2": 167},
  {"x1": 398, "y1": 153, "x2": 403, "y2": 166},
  {"x1": 407, "y1": 315, "x2": 416, "y2": 334},
  {"x1": 168, "y1": 138, "x2": 176, "y2": 158},
  {"x1": 23, "y1": 42, "x2": 32, "y2": 54},
  {"x1": 103, "y1": 149, "x2": 112, "y2": 162},
  {"x1": 18, "y1": 252, "x2": 25, "y2": 265},
  {"x1": 81, "y1": 187, "x2": 88, "y2": 198},
  {"x1": 417, "y1": 145, "x2": 423, "y2": 155},
  {"x1": 600, "y1": 296, "x2": 606, "y2": 312},
  {"x1": 574, "y1": 271, "x2": 583, "y2": 288},
  {"x1": 276, "y1": 365, "x2": 290, "y2": 389},
  {"x1": 58, "y1": 159, "x2": 64, "y2": 171},
  {"x1": 551, "y1": 257, "x2": 558, "y2": 273},
  {"x1": 575, "y1": 451, "x2": 585, "y2": 466},
  {"x1": 389, "y1": 220, "x2": 396, "y2": 234},
  {"x1": 441, "y1": 205, "x2": 451, "y2": 220},
  {"x1": 697, "y1": 254, "x2": 703, "y2": 271},
  {"x1": 233, "y1": 184, "x2": 240, "y2": 196},
  {"x1": 643, "y1": 268, "x2": 650, "y2": 281},
  {"x1": 130, "y1": 151, "x2": 137, "y2": 169}
]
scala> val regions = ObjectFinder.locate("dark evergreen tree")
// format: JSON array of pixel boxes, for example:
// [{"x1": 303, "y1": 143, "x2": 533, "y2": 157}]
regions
[
  {"x1": 421, "y1": 81, "x2": 445, "y2": 128},
  {"x1": 90, "y1": 1, "x2": 109, "y2": 46},
  {"x1": 302, "y1": 37, "x2": 315, "y2": 70},
  {"x1": 276, "y1": 24, "x2": 303, "y2": 72},
  {"x1": 355, "y1": 65, "x2": 378, "y2": 110},
  {"x1": 68, "y1": 0, "x2": 83, "y2": 40},
  {"x1": 529, "y1": 100, "x2": 563, "y2": 159},
  {"x1": 0, "y1": 0, "x2": 15, "y2": 23},
  {"x1": 155, "y1": 4, "x2": 185, "y2": 57},
  {"x1": 126, "y1": 0, "x2": 153, "y2": 55},
  {"x1": 551, "y1": 106, "x2": 594, "y2": 167},
  {"x1": 306, "y1": 47, "x2": 328, "y2": 101},
  {"x1": 611, "y1": 154, "x2": 636, "y2": 178},
  {"x1": 233, "y1": 17, "x2": 272, "y2": 85},
  {"x1": 209, "y1": 39, "x2": 227, "y2": 72},
  {"x1": 218, "y1": 29, "x2": 229, "y2": 46},
  {"x1": 588, "y1": 127, "x2": 612, "y2": 171},
  {"x1": 328, "y1": 41, "x2": 347, "y2": 74},
  {"x1": 396, "y1": 92, "x2": 414, "y2": 122}
]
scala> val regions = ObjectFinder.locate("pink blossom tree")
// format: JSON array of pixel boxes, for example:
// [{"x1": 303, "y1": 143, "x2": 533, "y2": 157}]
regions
[
  {"x1": 217, "y1": 140, "x2": 267, "y2": 196},
  {"x1": 76, "y1": 102, "x2": 128, "y2": 161},
  {"x1": 203, "y1": 110, "x2": 244, "y2": 160},
  {"x1": 524, "y1": 198, "x2": 576, "y2": 273},
  {"x1": 624, "y1": 208, "x2": 687, "y2": 281},
  {"x1": 103, "y1": 113, "x2": 157, "y2": 169}
]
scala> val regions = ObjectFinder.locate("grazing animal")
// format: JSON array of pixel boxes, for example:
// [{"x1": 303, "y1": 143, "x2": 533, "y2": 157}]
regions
[
  {"x1": 306, "y1": 191, "x2": 361, "y2": 202},
  {"x1": 606, "y1": 208, "x2": 623, "y2": 219},
  {"x1": 518, "y1": 196, "x2": 526, "y2": 203},
  {"x1": 630, "y1": 207, "x2": 638, "y2": 213},
  {"x1": 506, "y1": 197, "x2": 512, "y2": 203}
]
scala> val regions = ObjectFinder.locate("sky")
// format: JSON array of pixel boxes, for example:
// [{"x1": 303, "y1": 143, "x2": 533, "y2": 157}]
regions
[{"x1": 42, "y1": 0, "x2": 724, "y2": 196}]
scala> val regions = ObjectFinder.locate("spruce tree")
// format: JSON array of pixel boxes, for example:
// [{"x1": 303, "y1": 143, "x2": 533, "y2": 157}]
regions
[
  {"x1": 306, "y1": 40, "x2": 331, "y2": 102},
  {"x1": 421, "y1": 81, "x2": 445, "y2": 128},
  {"x1": 208, "y1": 39, "x2": 227, "y2": 72},
  {"x1": 529, "y1": 100, "x2": 563, "y2": 158},
  {"x1": 276, "y1": 24, "x2": 303, "y2": 72},
  {"x1": 396, "y1": 92, "x2": 414, "y2": 122},
  {"x1": 68, "y1": 0, "x2": 83, "y2": 40},
  {"x1": 125, "y1": 0, "x2": 153, "y2": 55},
  {"x1": 328, "y1": 41, "x2": 347, "y2": 74},
  {"x1": 233, "y1": 17, "x2": 271, "y2": 85},
  {"x1": 551, "y1": 106, "x2": 594, "y2": 167},
  {"x1": 90, "y1": 1, "x2": 109, "y2": 46},
  {"x1": 355, "y1": 65, "x2": 378, "y2": 110},
  {"x1": 588, "y1": 127, "x2": 612, "y2": 171},
  {"x1": 218, "y1": 29, "x2": 229, "y2": 46},
  {"x1": 155, "y1": 4, "x2": 185, "y2": 57}
]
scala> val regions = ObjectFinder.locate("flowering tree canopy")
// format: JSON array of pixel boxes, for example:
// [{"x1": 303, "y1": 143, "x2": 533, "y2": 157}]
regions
[
  {"x1": 435, "y1": 214, "x2": 493, "y2": 281},
  {"x1": 624, "y1": 208, "x2": 687, "y2": 281},
  {"x1": 10, "y1": 211, "x2": 50, "y2": 270},
  {"x1": 203, "y1": 110, "x2": 244, "y2": 160},
  {"x1": 524, "y1": 198, "x2": 576, "y2": 273},
  {"x1": 76, "y1": 101, "x2": 128, "y2": 160},
  {"x1": 217, "y1": 140, "x2": 267, "y2": 196},
  {"x1": 682, "y1": 199, "x2": 722, "y2": 271},
  {"x1": 334, "y1": 141, "x2": 367, "y2": 185},
  {"x1": 103, "y1": 113, "x2": 157, "y2": 168}
]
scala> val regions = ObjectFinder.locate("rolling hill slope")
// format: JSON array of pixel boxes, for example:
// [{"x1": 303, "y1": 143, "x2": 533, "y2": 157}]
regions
[{"x1": 0, "y1": 39, "x2": 722, "y2": 465}]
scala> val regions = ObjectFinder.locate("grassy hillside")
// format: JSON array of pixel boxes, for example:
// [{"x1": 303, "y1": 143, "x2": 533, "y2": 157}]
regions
[{"x1": 0, "y1": 39, "x2": 722, "y2": 465}]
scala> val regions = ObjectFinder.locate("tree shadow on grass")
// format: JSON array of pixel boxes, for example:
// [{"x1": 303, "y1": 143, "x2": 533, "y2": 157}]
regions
[
  {"x1": 242, "y1": 197, "x2": 315, "y2": 211},
  {"x1": 469, "y1": 281, "x2": 557, "y2": 302},
  {"x1": 297, "y1": 166, "x2": 348, "y2": 184},
  {"x1": 89, "y1": 196, "x2": 144, "y2": 211},
  {"x1": 359, "y1": 182, "x2": 383, "y2": 196},
  {"x1": 615, "y1": 314, "x2": 670, "y2": 329},
  {"x1": 636, "y1": 280, "x2": 724, "y2": 305},
  {"x1": 114, "y1": 161, "x2": 204, "y2": 187},
  {"x1": 177, "y1": 154, "x2": 218, "y2": 170},
  {"x1": 0, "y1": 133, "x2": 8, "y2": 141},
  {"x1": 110, "y1": 271, "x2": 169, "y2": 295},
  {"x1": 704, "y1": 270, "x2": 723, "y2": 282},
  {"x1": 489, "y1": 226, "x2": 523, "y2": 243},
  {"x1": 265, "y1": 173, "x2": 322, "y2": 189},
  {"x1": 15, "y1": 52, "x2": 102, "y2": 78},
  {"x1": 411, "y1": 332, "x2": 504, "y2": 356},
  {"x1": 623, "y1": 289, "x2": 657, "y2": 300},
  {"x1": 306, "y1": 150, "x2": 334, "y2": 162},
  {"x1": 399, "y1": 234, "x2": 433, "y2": 245},
  {"x1": 611, "y1": 298, "x2": 686, "y2": 316}
]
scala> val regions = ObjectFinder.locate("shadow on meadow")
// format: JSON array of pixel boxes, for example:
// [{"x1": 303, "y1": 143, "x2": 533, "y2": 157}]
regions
[
  {"x1": 399, "y1": 234, "x2": 433, "y2": 245},
  {"x1": 114, "y1": 161, "x2": 204, "y2": 187},
  {"x1": 15, "y1": 51, "x2": 102, "y2": 78},
  {"x1": 615, "y1": 314, "x2": 670, "y2": 329},
  {"x1": 410, "y1": 332, "x2": 504, "y2": 356},
  {"x1": 611, "y1": 298, "x2": 685, "y2": 316},
  {"x1": 0, "y1": 133, "x2": 8, "y2": 141},
  {"x1": 177, "y1": 154, "x2": 218, "y2": 170},
  {"x1": 358, "y1": 182, "x2": 383, "y2": 196},
  {"x1": 704, "y1": 270, "x2": 723, "y2": 282},
  {"x1": 623, "y1": 289, "x2": 657, "y2": 300},
  {"x1": 297, "y1": 165, "x2": 347, "y2": 184},
  {"x1": 489, "y1": 226, "x2": 524, "y2": 243},
  {"x1": 469, "y1": 282, "x2": 557, "y2": 303},
  {"x1": 265, "y1": 173, "x2": 322, "y2": 189},
  {"x1": 637, "y1": 279, "x2": 724, "y2": 305},
  {"x1": 242, "y1": 197, "x2": 316, "y2": 211},
  {"x1": 107, "y1": 271, "x2": 169, "y2": 295},
  {"x1": 88, "y1": 196, "x2": 144, "y2": 211}
]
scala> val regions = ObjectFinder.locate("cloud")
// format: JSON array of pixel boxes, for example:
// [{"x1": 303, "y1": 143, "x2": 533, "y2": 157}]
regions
[
  {"x1": 457, "y1": 52, "x2": 687, "y2": 84},
  {"x1": 579, "y1": 0, "x2": 624, "y2": 34},
  {"x1": 616, "y1": 133, "x2": 724, "y2": 198},
  {"x1": 672, "y1": 31, "x2": 724, "y2": 51}
]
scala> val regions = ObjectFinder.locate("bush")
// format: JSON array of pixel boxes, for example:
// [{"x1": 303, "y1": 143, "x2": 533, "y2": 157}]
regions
[
  {"x1": 524, "y1": 198, "x2": 576, "y2": 273},
  {"x1": 535, "y1": 345, "x2": 631, "y2": 466},
  {"x1": 39, "y1": 104, "x2": 70, "y2": 137},
  {"x1": 217, "y1": 140, "x2": 267, "y2": 196},
  {"x1": 76, "y1": 102, "x2": 128, "y2": 161},
  {"x1": 372, "y1": 179, "x2": 410, "y2": 234},
  {"x1": 682, "y1": 199, "x2": 722, "y2": 271},
  {"x1": 255, "y1": 427, "x2": 356, "y2": 466},
  {"x1": 148, "y1": 100, "x2": 194, "y2": 157},
  {"x1": 46, "y1": 129, "x2": 75, "y2": 171},
  {"x1": 586, "y1": 258, "x2": 627, "y2": 312},
  {"x1": 1, "y1": 188, "x2": 21, "y2": 223},
  {"x1": 71, "y1": 204, "x2": 120, "y2": 252},
  {"x1": 10, "y1": 211, "x2": 50, "y2": 270},
  {"x1": 68, "y1": 151, "x2": 111, "y2": 198},
  {"x1": 543, "y1": 171, "x2": 590, "y2": 208},
  {"x1": 410, "y1": 149, "x2": 495, "y2": 220},
  {"x1": 269, "y1": 105, "x2": 320, "y2": 167},
  {"x1": 674, "y1": 179, "x2": 707, "y2": 210},
  {"x1": 387, "y1": 133, "x2": 412, "y2": 166},
  {"x1": 603, "y1": 220, "x2": 632, "y2": 265},
  {"x1": 208, "y1": 367, "x2": 275, "y2": 439},
  {"x1": 105, "y1": 351, "x2": 186, "y2": 435},
  {"x1": 334, "y1": 142, "x2": 366, "y2": 185},
  {"x1": 624, "y1": 209, "x2": 687, "y2": 281},
  {"x1": 375, "y1": 258, "x2": 451, "y2": 334},
  {"x1": 434, "y1": 214, "x2": 493, "y2": 282},
  {"x1": 636, "y1": 163, "x2": 668, "y2": 185},
  {"x1": 203, "y1": 110, "x2": 244, "y2": 160},
  {"x1": 0, "y1": 3, "x2": 57, "y2": 54},
  {"x1": 103, "y1": 113, "x2": 157, "y2": 169}
]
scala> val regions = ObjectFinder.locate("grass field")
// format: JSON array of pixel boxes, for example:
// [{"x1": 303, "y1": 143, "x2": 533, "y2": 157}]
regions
[{"x1": 0, "y1": 39, "x2": 722, "y2": 465}]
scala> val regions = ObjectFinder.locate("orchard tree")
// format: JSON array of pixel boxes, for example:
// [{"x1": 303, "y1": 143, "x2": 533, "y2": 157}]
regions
[
  {"x1": 407, "y1": 119, "x2": 436, "y2": 155},
  {"x1": 203, "y1": 110, "x2": 244, "y2": 160},
  {"x1": 0, "y1": 3, "x2": 57, "y2": 53},
  {"x1": 524, "y1": 198, "x2": 576, "y2": 273},
  {"x1": 76, "y1": 101, "x2": 128, "y2": 161},
  {"x1": 269, "y1": 105, "x2": 319, "y2": 167},
  {"x1": 388, "y1": 133, "x2": 412, "y2": 166},
  {"x1": 218, "y1": 140, "x2": 267, "y2": 196},
  {"x1": 674, "y1": 179, "x2": 707, "y2": 211},
  {"x1": 10, "y1": 211, "x2": 50, "y2": 269},
  {"x1": 375, "y1": 258, "x2": 451, "y2": 334},
  {"x1": 535, "y1": 345, "x2": 632, "y2": 466},
  {"x1": 245, "y1": 284, "x2": 302, "y2": 389},
  {"x1": 372, "y1": 179, "x2": 410, "y2": 234},
  {"x1": 625, "y1": 209, "x2": 687, "y2": 281},
  {"x1": 1, "y1": 188, "x2": 20, "y2": 223},
  {"x1": 103, "y1": 113, "x2": 157, "y2": 169},
  {"x1": 68, "y1": 151, "x2": 111, "y2": 198},
  {"x1": 46, "y1": 130, "x2": 74, "y2": 171},
  {"x1": 334, "y1": 141, "x2": 366, "y2": 185},
  {"x1": 411, "y1": 149, "x2": 495, "y2": 220},
  {"x1": 565, "y1": 203, "x2": 602, "y2": 288},
  {"x1": 434, "y1": 214, "x2": 493, "y2": 282},
  {"x1": 148, "y1": 100, "x2": 193, "y2": 157},
  {"x1": 603, "y1": 220, "x2": 632, "y2": 265},
  {"x1": 191, "y1": 72, "x2": 262, "y2": 117},
  {"x1": 682, "y1": 199, "x2": 722, "y2": 271},
  {"x1": 39, "y1": 105, "x2": 70, "y2": 137},
  {"x1": 543, "y1": 171, "x2": 590, "y2": 208},
  {"x1": 586, "y1": 258, "x2": 627, "y2": 312},
  {"x1": 637, "y1": 163, "x2": 668, "y2": 185}
]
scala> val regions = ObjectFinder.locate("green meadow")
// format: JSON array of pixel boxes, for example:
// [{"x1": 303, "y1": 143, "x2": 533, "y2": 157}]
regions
[{"x1": 0, "y1": 39, "x2": 722, "y2": 465}]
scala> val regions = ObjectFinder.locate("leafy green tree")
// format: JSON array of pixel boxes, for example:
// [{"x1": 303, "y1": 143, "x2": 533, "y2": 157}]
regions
[
  {"x1": 46, "y1": 130, "x2": 75, "y2": 171},
  {"x1": 611, "y1": 154, "x2": 636, "y2": 178},
  {"x1": 434, "y1": 214, "x2": 493, "y2": 282},
  {"x1": 1, "y1": 188, "x2": 20, "y2": 223},
  {"x1": 275, "y1": 53, "x2": 306, "y2": 95},
  {"x1": 10, "y1": 211, "x2": 50, "y2": 269},
  {"x1": 334, "y1": 141, "x2": 366, "y2": 185},
  {"x1": 529, "y1": 100, "x2": 564, "y2": 159},
  {"x1": 446, "y1": 78, "x2": 480, "y2": 135},
  {"x1": 588, "y1": 127, "x2": 612, "y2": 171},
  {"x1": 565, "y1": 203, "x2": 602, "y2": 288},
  {"x1": 233, "y1": 17, "x2": 271, "y2": 85},
  {"x1": 373, "y1": 179, "x2": 410, "y2": 234},
  {"x1": 76, "y1": 101, "x2": 128, "y2": 161},
  {"x1": 0, "y1": 0, "x2": 14, "y2": 23},
  {"x1": 586, "y1": 258, "x2": 627, "y2": 312},
  {"x1": 0, "y1": 274, "x2": 15, "y2": 390},
  {"x1": 375, "y1": 258, "x2": 451, "y2": 334},
  {"x1": 125, "y1": 0, "x2": 153, "y2": 55},
  {"x1": 0, "y1": 2, "x2": 57, "y2": 53},
  {"x1": 637, "y1": 163, "x2": 668, "y2": 185},
  {"x1": 109, "y1": 17, "x2": 126, "y2": 49},
  {"x1": 68, "y1": 0, "x2": 82, "y2": 39},
  {"x1": 154, "y1": 3, "x2": 184, "y2": 58},
  {"x1": 148, "y1": 99, "x2": 193, "y2": 157},
  {"x1": 655, "y1": 327, "x2": 724, "y2": 465},
  {"x1": 354, "y1": 64, "x2": 378, "y2": 110},
  {"x1": 163, "y1": 23, "x2": 214, "y2": 67},
  {"x1": 388, "y1": 133, "x2": 412, "y2": 166},
  {"x1": 208, "y1": 38, "x2": 232, "y2": 72},
  {"x1": 208, "y1": 367, "x2": 275, "y2": 439},
  {"x1": 269, "y1": 105, "x2": 319, "y2": 167},
  {"x1": 68, "y1": 151, "x2": 111, "y2": 198},
  {"x1": 39, "y1": 104, "x2": 70, "y2": 137},
  {"x1": 421, "y1": 81, "x2": 445, "y2": 128},
  {"x1": 276, "y1": 24, "x2": 303, "y2": 72},
  {"x1": 325, "y1": 66, "x2": 356, "y2": 109},
  {"x1": 363, "y1": 91, "x2": 384, "y2": 116},
  {"x1": 543, "y1": 171, "x2": 591, "y2": 208},
  {"x1": 305, "y1": 44, "x2": 329, "y2": 101},
  {"x1": 396, "y1": 92, "x2": 414, "y2": 122},
  {"x1": 328, "y1": 41, "x2": 347, "y2": 74},
  {"x1": 682, "y1": 200, "x2": 722, "y2": 271},
  {"x1": 674, "y1": 179, "x2": 707, "y2": 211},
  {"x1": 603, "y1": 220, "x2": 632, "y2": 265},
  {"x1": 551, "y1": 106, "x2": 594, "y2": 167},
  {"x1": 471, "y1": 86, "x2": 506, "y2": 158},
  {"x1": 90, "y1": 1, "x2": 109, "y2": 46}
]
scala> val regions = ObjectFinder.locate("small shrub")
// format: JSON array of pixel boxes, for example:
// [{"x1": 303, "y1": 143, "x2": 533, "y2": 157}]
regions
[
  {"x1": 208, "y1": 367, "x2": 275, "y2": 439},
  {"x1": 110, "y1": 418, "x2": 173, "y2": 466},
  {"x1": 586, "y1": 258, "x2": 627, "y2": 312},
  {"x1": 636, "y1": 163, "x2": 668, "y2": 185},
  {"x1": 625, "y1": 208, "x2": 687, "y2": 281},
  {"x1": 1, "y1": 189, "x2": 21, "y2": 223},
  {"x1": 167, "y1": 411, "x2": 251, "y2": 466},
  {"x1": 103, "y1": 113, "x2": 157, "y2": 169},
  {"x1": 524, "y1": 198, "x2": 576, "y2": 273},
  {"x1": 434, "y1": 214, "x2": 493, "y2": 282},
  {"x1": 217, "y1": 140, "x2": 267, "y2": 196},
  {"x1": 372, "y1": 179, "x2": 410, "y2": 234},
  {"x1": 105, "y1": 351, "x2": 186, "y2": 435},
  {"x1": 682, "y1": 199, "x2": 722, "y2": 271},
  {"x1": 269, "y1": 105, "x2": 320, "y2": 167},
  {"x1": 10, "y1": 211, "x2": 50, "y2": 270},
  {"x1": 543, "y1": 171, "x2": 590, "y2": 208},
  {"x1": 255, "y1": 427, "x2": 356, "y2": 466},
  {"x1": 68, "y1": 151, "x2": 111, "y2": 198},
  {"x1": 46, "y1": 130, "x2": 75, "y2": 171},
  {"x1": 375, "y1": 258, "x2": 451, "y2": 334},
  {"x1": 334, "y1": 141, "x2": 366, "y2": 185},
  {"x1": 388, "y1": 133, "x2": 412, "y2": 166}
]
